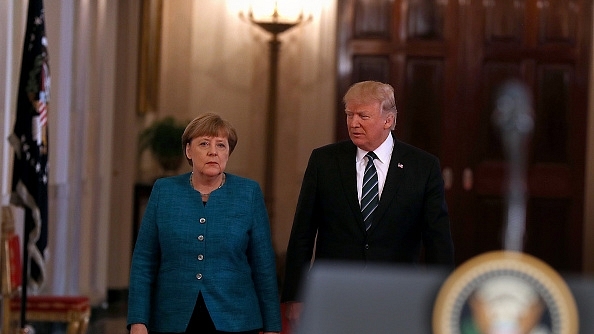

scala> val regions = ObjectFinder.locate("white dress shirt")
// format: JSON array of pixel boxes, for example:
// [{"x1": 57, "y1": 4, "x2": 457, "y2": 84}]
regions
[{"x1": 356, "y1": 134, "x2": 394, "y2": 204}]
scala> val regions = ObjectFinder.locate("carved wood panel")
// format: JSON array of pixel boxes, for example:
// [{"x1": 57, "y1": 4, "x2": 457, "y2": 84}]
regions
[{"x1": 337, "y1": 0, "x2": 591, "y2": 272}]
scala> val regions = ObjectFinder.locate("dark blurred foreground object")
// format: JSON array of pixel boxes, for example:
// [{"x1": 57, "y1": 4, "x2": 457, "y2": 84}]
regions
[
  {"x1": 294, "y1": 262, "x2": 449, "y2": 334},
  {"x1": 294, "y1": 262, "x2": 594, "y2": 334}
]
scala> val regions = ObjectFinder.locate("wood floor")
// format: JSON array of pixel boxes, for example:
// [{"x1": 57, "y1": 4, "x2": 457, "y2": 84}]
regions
[{"x1": 86, "y1": 298, "x2": 128, "y2": 334}]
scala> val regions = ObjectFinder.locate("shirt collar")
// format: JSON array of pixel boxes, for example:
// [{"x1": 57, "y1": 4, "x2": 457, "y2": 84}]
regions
[{"x1": 356, "y1": 133, "x2": 394, "y2": 164}]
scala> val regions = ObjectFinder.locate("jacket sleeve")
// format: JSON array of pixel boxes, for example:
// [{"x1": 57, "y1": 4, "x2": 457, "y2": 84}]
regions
[
  {"x1": 127, "y1": 180, "x2": 162, "y2": 328},
  {"x1": 281, "y1": 151, "x2": 321, "y2": 302},
  {"x1": 248, "y1": 184, "x2": 282, "y2": 332},
  {"x1": 421, "y1": 156, "x2": 454, "y2": 266}
]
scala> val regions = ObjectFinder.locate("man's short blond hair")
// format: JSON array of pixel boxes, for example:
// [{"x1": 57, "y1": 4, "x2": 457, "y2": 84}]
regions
[{"x1": 343, "y1": 80, "x2": 398, "y2": 129}]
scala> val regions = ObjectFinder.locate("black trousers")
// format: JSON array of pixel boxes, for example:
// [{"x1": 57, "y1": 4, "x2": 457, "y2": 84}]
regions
[{"x1": 149, "y1": 293, "x2": 260, "y2": 334}]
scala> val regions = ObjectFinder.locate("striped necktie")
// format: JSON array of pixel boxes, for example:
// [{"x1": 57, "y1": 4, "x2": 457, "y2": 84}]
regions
[{"x1": 361, "y1": 152, "x2": 379, "y2": 231}]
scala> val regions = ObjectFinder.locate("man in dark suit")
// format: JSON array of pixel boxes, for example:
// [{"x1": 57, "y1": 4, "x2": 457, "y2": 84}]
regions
[{"x1": 281, "y1": 81, "x2": 454, "y2": 322}]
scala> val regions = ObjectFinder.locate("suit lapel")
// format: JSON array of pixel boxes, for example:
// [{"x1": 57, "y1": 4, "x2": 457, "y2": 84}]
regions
[{"x1": 336, "y1": 143, "x2": 365, "y2": 229}]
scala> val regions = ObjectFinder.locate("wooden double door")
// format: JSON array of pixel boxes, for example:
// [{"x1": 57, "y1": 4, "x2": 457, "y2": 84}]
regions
[{"x1": 336, "y1": 0, "x2": 591, "y2": 272}]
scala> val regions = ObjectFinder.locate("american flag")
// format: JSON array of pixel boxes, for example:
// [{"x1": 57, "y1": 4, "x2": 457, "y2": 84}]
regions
[{"x1": 9, "y1": 0, "x2": 50, "y2": 292}]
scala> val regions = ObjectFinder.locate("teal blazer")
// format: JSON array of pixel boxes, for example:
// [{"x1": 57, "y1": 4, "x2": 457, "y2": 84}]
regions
[{"x1": 128, "y1": 173, "x2": 281, "y2": 333}]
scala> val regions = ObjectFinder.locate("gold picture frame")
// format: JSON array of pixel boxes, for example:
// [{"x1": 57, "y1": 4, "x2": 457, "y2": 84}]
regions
[
  {"x1": 433, "y1": 251, "x2": 579, "y2": 334},
  {"x1": 137, "y1": 0, "x2": 163, "y2": 115}
]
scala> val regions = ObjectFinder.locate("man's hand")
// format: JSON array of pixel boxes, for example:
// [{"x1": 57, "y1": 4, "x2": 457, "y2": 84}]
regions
[{"x1": 284, "y1": 301, "x2": 303, "y2": 324}]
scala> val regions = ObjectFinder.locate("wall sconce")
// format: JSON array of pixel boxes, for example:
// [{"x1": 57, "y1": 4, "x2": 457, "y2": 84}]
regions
[{"x1": 238, "y1": 1, "x2": 312, "y2": 222}]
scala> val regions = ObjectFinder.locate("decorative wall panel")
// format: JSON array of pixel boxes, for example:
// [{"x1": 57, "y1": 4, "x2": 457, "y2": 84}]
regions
[
  {"x1": 538, "y1": 0, "x2": 578, "y2": 44},
  {"x1": 403, "y1": 58, "x2": 444, "y2": 154},
  {"x1": 534, "y1": 66, "x2": 572, "y2": 163},
  {"x1": 407, "y1": 0, "x2": 445, "y2": 40},
  {"x1": 354, "y1": 0, "x2": 392, "y2": 39},
  {"x1": 484, "y1": 0, "x2": 525, "y2": 43}
]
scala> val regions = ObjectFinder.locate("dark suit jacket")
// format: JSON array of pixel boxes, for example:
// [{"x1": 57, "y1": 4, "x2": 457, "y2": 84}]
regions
[{"x1": 281, "y1": 136, "x2": 454, "y2": 302}]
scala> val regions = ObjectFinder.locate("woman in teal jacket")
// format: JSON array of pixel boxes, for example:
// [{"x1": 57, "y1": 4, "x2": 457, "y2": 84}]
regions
[{"x1": 128, "y1": 113, "x2": 281, "y2": 334}]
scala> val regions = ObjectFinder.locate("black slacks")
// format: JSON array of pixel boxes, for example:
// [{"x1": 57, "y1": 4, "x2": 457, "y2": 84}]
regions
[{"x1": 149, "y1": 293, "x2": 260, "y2": 334}]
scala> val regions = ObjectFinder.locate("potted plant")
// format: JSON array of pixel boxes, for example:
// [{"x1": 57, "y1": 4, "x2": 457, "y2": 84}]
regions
[{"x1": 138, "y1": 116, "x2": 186, "y2": 174}]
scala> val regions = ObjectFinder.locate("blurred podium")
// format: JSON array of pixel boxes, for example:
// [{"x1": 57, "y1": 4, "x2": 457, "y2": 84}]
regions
[
  {"x1": 294, "y1": 262, "x2": 594, "y2": 334},
  {"x1": 565, "y1": 274, "x2": 594, "y2": 333},
  {"x1": 294, "y1": 263, "x2": 449, "y2": 334}
]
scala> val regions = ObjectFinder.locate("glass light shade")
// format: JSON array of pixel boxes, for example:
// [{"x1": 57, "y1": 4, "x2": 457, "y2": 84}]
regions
[{"x1": 249, "y1": 0, "x2": 304, "y2": 23}]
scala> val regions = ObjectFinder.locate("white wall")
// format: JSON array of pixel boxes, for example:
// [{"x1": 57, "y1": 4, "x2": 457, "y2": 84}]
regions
[
  {"x1": 0, "y1": 0, "x2": 336, "y2": 295},
  {"x1": 156, "y1": 0, "x2": 337, "y2": 255},
  {"x1": 1, "y1": 0, "x2": 592, "y2": 305},
  {"x1": 108, "y1": 0, "x2": 337, "y2": 289},
  {"x1": 107, "y1": 0, "x2": 142, "y2": 292},
  {"x1": 0, "y1": 1, "x2": 26, "y2": 206},
  {"x1": 44, "y1": 0, "x2": 115, "y2": 302},
  {"x1": 1, "y1": 0, "x2": 117, "y2": 303}
]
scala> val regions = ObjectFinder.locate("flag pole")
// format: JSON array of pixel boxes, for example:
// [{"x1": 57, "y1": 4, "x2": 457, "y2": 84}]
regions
[{"x1": 21, "y1": 210, "x2": 31, "y2": 331}]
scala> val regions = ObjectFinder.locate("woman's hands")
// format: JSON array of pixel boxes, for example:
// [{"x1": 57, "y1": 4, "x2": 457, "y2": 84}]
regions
[{"x1": 129, "y1": 323, "x2": 148, "y2": 334}]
